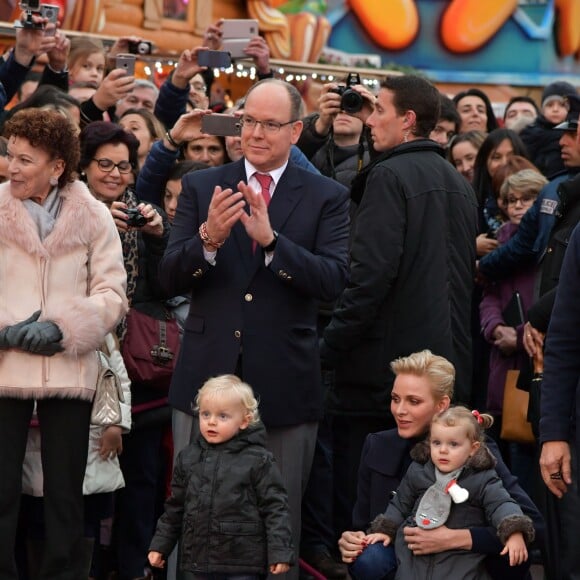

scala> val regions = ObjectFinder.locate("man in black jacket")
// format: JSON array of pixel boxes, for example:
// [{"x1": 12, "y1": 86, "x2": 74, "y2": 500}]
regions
[{"x1": 320, "y1": 75, "x2": 478, "y2": 531}]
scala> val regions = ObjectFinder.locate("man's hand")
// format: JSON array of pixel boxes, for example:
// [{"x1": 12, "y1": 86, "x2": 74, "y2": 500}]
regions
[
  {"x1": 14, "y1": 12, "x2": 50, "y2": 66},
  {"x1": 148, "y1": 551, "x2": 165, "y2": 569},
  {"x1": 204, "y1": 185, "x2": 246, "y2": 249},
  {"x1": 243, "y1": 36, "x2": 271, "y2": 75},
  {"x1": 314, "y1": 83, "x2": 343, "y2": 136},
  {"x1": 45, "y1": 29, "x2": 70, "y2": 72},
  {"x1": 167, "y1": 109, "x2": 211, "y2": 147},
  {"x1": 92, "y1": 69, "x2": 135, "y2": 111},
  {"x1": 338, "y1": 530, "x2": 365, "y2": 563},
  {"x1": 203, "y1": 23, "x2": 223, "y2": 51},
  {"x1": 540, "y1": 440, "x2": 572, "y2": 498},
  {"x1": 403, "y1": 525, "x2": 472, "y2": 555},
  {"x1": 237, "y1": 180, "x2": 274, "y2": 247},
  {"x1": 172, "y1": 47, "x2": 208, "y2": 89}
]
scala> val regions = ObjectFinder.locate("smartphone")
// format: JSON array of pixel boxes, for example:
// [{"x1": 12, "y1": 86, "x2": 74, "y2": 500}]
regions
[
  {"x1": 197, "y1": 49, "x2": 231, "y2": 69},
  {"x1": 40, "y1": 3, "x2": 59, "y2": 34},
  {"x1": 115, "y1": 53, "x2": 136, "y2": 76},
  {"x1": 201, "y1": 114, "x2": 241, "y2": 137},
  {"x1": 221, "y1": 18, "x2": 259, "y2": 39},
  {"x1": 222, "y1": 38, "x2": 251, "y2": 59}
]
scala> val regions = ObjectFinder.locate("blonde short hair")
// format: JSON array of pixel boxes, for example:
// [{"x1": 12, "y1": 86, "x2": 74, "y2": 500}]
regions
[
  {"x1": 194, "y1": 374, "x2": 260, "y2": 425},
  {"x1": 390, "y1": 350, "x2": 455, "y2": 402},
  {"x1": 500, "y1": 169, "x2": 548, "y2": 204},
  {"x1": 432, "y1": 405, "x2": 493, "y2": 443}
]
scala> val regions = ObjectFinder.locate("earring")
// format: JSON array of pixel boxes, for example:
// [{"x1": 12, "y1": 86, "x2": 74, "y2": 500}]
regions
[
  {"x1": 49, "y1": 176, "x2": 58, "y2": 187},
  {"x1": 403, "y1": 130, "x2": 410, "y2": 143}
]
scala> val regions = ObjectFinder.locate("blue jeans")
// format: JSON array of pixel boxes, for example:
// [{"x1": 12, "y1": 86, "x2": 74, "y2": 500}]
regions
[{"x1": 349, "y1": 543, "x2": 397, "y2": 580}]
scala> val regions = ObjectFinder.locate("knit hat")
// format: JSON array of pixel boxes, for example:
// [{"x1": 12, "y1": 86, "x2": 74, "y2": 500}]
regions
[
  {"x1": 542, "y1": 81, "x2": 577, "y2": 108},
  {"x1": 555, "y1": 94, "x2": 580, "y2": 132}
]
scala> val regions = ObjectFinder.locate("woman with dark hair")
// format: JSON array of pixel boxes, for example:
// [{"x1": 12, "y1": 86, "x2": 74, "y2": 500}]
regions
[
  {"x1": 447, "y1": 130, "x2": 486, "y2": 184},
  {"x1": 453, "y1": 88, "x2": 499, "y2": 134},
  {"x1": 0, "y1": 109, "x2": 127, "y2": 579},
  {"x1": 182, "y1": 131, "x2": 230, "y2": 166},
  {"x1": 472, "y1": 128, "x2": 529, "y2": 245},
  {"x1": 79, "y1": 121, "x2": 170, "y2": 580}
]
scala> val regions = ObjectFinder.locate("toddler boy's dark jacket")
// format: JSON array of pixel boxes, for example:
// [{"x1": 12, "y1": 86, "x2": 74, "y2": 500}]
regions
[{"x1": 149, "y1": 421, "x2": 295, "y2": 574}]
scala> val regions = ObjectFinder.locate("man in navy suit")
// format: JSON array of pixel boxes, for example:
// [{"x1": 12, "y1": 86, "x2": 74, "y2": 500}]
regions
[{"x1": 159, "y1": 78, "x2": 350, "y2": 578}]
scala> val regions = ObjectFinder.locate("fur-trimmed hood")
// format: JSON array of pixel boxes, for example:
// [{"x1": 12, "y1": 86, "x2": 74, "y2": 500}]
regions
[{"x1": 410, "y1": 438, "x2": 497, "y2": 471}]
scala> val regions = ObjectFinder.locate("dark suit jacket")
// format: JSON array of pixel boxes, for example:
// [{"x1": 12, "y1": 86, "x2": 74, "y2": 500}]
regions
[{"x1": 159, "y1": 158, "x2": 350, "y2": 427}]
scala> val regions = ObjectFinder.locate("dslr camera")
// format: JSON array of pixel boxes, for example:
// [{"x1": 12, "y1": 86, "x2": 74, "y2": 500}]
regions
[
  {"x1": 128, "y1": 40, "x2": 153, "y2": 55},
  {"x1": 124, "y1": 208, "x2": 148, "y2": 228},
  {"x1": 330, "y1": 72, "x2": 364, "y2": 114}
]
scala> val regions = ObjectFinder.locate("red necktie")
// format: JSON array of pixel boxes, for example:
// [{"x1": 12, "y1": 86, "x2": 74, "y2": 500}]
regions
[
  {"x1": 253, "y1": 173, "x2": 273, "y2": 253},
  {"x1": 254, "y1": 173, "x2": 273, "y2": 206}
]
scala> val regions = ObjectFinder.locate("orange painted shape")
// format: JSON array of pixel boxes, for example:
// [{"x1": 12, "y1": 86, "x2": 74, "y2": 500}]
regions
[
  {"x1": 349, "y1": 0, "x2": 420, "y2": 50},
  {"x1": 555, "y1": 0, "x2": 580, "y2": 56},
  {"x1": 440, "y1": 0, "x2": 518, "y2": 53}
]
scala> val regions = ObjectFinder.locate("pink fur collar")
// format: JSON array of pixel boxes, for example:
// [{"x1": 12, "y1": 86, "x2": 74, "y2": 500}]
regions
[{"x1": 0, "y1": 180, "x2": 106, "y2": 257}]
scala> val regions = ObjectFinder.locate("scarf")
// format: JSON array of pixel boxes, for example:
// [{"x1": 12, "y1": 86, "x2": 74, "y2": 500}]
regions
[{"x1": 22, "y1": 187, "x2": 63, "y2": 240}]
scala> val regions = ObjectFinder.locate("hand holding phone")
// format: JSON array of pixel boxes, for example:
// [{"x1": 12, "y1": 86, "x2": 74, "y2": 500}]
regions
[{"x1": 201, "y1": 114, "x2": 241, "y2": 137}]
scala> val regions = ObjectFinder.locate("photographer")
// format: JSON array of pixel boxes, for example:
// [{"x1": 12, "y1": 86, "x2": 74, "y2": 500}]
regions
[{"x1": 297, "y1": 75, "x2": 371, "y2": 189}]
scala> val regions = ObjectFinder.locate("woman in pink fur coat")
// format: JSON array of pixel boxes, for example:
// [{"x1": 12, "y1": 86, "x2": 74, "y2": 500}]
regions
[{"x1": 0, "y1": 108, "x2": 128, "y2": 580}]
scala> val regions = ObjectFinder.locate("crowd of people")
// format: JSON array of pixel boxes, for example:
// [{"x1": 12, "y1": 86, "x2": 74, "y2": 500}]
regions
[{"x1": 0, "y1": 9, "x2": 579, "y2": 580}]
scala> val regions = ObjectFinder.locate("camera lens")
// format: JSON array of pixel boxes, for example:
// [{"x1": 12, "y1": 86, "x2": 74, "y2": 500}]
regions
[
  {"x1": 137, "y1": 42, "x2": 150, "y2": 55},
  {"x1": 341, "y1": 89, "x2": 363, "y2": 114}
]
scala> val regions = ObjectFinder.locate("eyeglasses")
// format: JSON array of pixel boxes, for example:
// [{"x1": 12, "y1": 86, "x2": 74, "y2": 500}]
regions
[
  {"x1": 92, "y1": 158, "x2": 133, "y2": 174},
  {"x1": 506, "y1": 193, "x2": 536, "y2": 206},
  {"x1": 240, "y1": 116, "x2": 297, "y2": 133}
]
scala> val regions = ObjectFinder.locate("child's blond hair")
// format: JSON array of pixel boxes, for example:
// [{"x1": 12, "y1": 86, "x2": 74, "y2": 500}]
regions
[
  {"x1": 432, "y1": 405, "x2": 493, "y2": 443},
  {"x1": 500, "y1": 169, "x2": 548, "y2": 206},
  {"x1": 194, "y1": 374, "x2": 260, "y2": 425},
  {"x1": 391, "y1": 350, "x2": 455, "y2": 402}
]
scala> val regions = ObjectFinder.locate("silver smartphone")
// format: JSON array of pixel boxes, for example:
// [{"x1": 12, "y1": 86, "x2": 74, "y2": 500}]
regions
[
  {"x1": 222, "y1": 38, "x2": 252, "y2": 59},
  {"x1": 221, "y1": 19, "x2": 259, "y2": 39},
  {"x1": 41, "y1": 4, "x2": 59, "y2": 35},
  {"x1": 201, "y1": 114, "x2": 241, "y2": 137},
  {"x1": 115, "y1": 53, "x2": 136, "y2": 76}
]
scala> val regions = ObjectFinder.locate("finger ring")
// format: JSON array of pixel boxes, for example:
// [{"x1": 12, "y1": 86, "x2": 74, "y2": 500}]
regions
[{"x1": 550, "y1": 472, "x2": 563, "y2": 480}]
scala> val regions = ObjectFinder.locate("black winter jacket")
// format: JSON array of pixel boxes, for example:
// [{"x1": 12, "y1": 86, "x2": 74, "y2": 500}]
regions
[
  {"x1": 149, "y1": 422, "x2": 294, "y2": 574},
  {"x1": 323, "y1": 139, "x2": 478, "y2": 409}
]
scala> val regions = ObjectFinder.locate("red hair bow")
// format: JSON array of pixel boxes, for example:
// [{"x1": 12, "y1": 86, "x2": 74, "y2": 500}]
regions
[{"x1": 472, "y1": 410, "x2": 483, "y2": 424}]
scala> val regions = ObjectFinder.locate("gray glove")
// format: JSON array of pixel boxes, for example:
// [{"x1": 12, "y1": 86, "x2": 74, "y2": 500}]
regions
[
  {"x1": 14, "y1": 320, "x2": 64, "y2": 356},
  {"x1": 0, "y1": 311, "x2": 41, "y2": 349}
]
